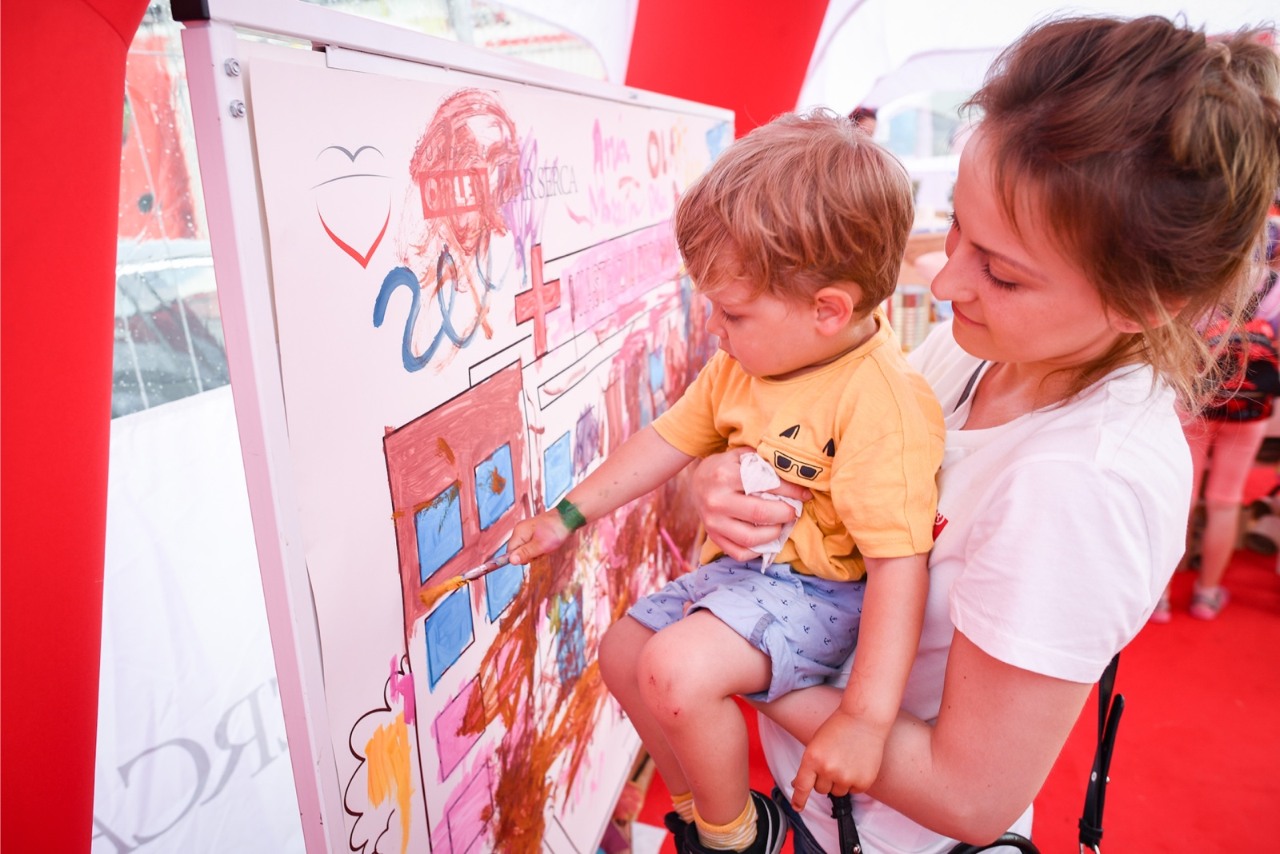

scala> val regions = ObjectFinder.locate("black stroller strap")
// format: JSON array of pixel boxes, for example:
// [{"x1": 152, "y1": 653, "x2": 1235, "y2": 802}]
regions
[
  {"x1": 1078, "y1": 655, "x2": 1123, "y2": 853},
  {"x1": 831, "y1": 793, "x2": 861, "y2": 853}
]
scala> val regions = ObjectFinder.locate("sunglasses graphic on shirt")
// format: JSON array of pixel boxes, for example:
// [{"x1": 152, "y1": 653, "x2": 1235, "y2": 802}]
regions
[{"x1": 773, "y1": 451, "x2": 824, "y2": 481}]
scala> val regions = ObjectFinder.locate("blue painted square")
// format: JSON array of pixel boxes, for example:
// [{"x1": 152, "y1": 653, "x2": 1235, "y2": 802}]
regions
[
  {"x1": 485, "y1": 547, "x2": 526, "y2": 622},
  {"x1": 424, "y1": 586, "x2": 474, "y2": 689},
  {"x1": 543, "y1": 432, "x2": 573, "y2": 506},
  {"x1": 474, "y1": 444, "x2": 515, "y2": 531},
  {"x1": 416, "y1": 484, "x2": 464, "y2": 585}
]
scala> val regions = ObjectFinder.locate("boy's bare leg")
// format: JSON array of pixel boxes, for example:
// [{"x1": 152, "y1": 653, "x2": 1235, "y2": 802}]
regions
[
  {"x1": 749, "y1": 682, "x2": 843, "y2": 744},
  {"x1": 636, "y1": 610, "x2": 772, "y2": 824},
  {"x1": 600, "y1": 616, "x2": 693, "y2": 796}
]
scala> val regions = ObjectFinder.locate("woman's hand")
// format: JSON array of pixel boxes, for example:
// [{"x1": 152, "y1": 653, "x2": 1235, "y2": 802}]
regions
[
  {"x1": 790, "y1": 710, "x2": 888, "y2": 811},
  {"x1": 690, "y1": 449, "x2": 811, "y2": 561}
]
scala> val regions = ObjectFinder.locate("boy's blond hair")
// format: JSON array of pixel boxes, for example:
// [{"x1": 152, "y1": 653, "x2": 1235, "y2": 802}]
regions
[{"x1": 675, "y1": 108, "x2": 914, "y2": 314}]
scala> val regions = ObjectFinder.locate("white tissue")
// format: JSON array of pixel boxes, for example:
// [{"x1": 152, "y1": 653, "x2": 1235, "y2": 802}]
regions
[{"x1": 739, "y1": 452, "x2": 803, "y2": 570}]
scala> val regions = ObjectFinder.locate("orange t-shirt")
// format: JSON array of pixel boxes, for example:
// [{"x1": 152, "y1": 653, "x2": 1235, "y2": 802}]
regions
[{"x1": 653, "y1": 312, "x2": 944, "y2": 581}]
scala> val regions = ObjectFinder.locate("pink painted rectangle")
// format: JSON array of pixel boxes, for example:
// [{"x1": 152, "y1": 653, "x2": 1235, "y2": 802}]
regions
[
  {"x1": 565, "y1": 223, "x2": 680, "y2": 328},
  {"x1": 431, "y1": 759, "x2": 493, "y2": 854},
  {"x1": 432, "y1": 678, "x2": 482, "y2": 781}
]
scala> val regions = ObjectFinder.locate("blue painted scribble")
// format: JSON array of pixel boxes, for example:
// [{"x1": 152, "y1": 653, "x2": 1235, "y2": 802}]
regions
[
  {"x1": 555, "y1": 592, "x2": 586, "y2": 685},
  {"x1": 372, "y1": 251, "x2": 492, "y2": 372}
]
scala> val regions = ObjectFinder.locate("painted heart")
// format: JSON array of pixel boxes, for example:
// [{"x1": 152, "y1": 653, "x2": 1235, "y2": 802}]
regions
[{"x1": 314, "y1": 144, "x2": 392, "y2": 269}]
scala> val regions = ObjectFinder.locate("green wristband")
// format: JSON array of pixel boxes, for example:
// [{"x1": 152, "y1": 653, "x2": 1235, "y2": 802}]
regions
[{"x1": 555, "y1": 498, "x2": 587, "y2": 531}]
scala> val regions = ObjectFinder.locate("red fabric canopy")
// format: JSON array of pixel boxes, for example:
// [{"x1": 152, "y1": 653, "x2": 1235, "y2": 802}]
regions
[
  {"x1": 627, "y1": 0, "x2": 829, "y2": 139},
  {"x1": 1, "y1": 2, "x2": 148, "y2": 851}
]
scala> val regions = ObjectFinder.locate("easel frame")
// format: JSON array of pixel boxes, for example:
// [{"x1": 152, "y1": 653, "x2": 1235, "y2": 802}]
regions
[{"x1": 174, "y1": 3, "x2": 731, "y2": 850}]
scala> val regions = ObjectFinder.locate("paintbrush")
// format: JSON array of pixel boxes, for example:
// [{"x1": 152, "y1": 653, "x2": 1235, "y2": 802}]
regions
[{"x1": 418, "y1": 554, "x2": 512, "y2": 610}]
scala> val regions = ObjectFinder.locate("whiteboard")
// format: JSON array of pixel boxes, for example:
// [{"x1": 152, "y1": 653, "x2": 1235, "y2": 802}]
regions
[{"x1": 178, "y1": 2, "x2": 732, "y2": 852}]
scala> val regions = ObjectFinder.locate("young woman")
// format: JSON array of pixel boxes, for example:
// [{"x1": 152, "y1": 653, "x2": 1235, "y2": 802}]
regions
[{"x1": 686, "y1": 15, "x2": 1280, "y2": 852}]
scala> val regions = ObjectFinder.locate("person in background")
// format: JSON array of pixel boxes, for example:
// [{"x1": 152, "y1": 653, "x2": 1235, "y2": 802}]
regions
[
  {"x1": 688, "y1": 16, "x2": 1280, "y2": 852},
  {"x1": 1156, "y1": 216, "x2": 1280, "y2": 622},
  {"x1": 505, "y1": 109, "x2": 944, "y2": 854},
  {"x1": 849, "y1": 105, "x2": 878, "y2": 136}
]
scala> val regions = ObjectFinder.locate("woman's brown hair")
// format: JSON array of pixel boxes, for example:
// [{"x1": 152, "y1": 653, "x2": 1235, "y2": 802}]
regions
[{"x1": 967, "y1": 15, "x2": 1280, "y2": 407}]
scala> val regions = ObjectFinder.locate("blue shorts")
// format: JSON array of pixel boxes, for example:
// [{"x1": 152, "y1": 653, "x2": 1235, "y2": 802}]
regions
[{"x1": 627, "y1": 556, "x2": 865, "y2": 702}]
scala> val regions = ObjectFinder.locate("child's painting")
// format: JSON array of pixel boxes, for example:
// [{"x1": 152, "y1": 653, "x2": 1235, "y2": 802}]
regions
[{"x1": 246, "y1": 43, "x2": 729, "y2": 853}]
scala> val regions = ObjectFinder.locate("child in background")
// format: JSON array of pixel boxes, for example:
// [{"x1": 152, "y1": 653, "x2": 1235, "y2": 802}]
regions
[
  {"x1": 506, "y1": 109, "x2": 944, "y2": 854},
  {"x1": 1155, "y1": 215, "x2": 1280, "y2": 622},
  {"x1": 849, "y1": 105, "x2": 878, "y2": 135}
]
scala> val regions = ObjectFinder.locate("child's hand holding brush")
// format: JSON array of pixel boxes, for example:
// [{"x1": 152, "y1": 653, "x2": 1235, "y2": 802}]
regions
[
  {"x1": 418, "y1": 498, "x2": 590, "y2": 611},
  {"x1": 504, "y1": 497, "x2": 588, "y2": 566}
]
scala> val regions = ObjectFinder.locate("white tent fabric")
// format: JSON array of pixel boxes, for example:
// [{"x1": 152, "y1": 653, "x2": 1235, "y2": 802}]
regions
[
  {"x1": 483, "y1": 2, "x2": 1277, "y2": 123},
  {"x1": 95, "y1": 388, "x2": 304, "y2": 853},
  {"x1": 493, "y1": 0, "x2": 640, "y2": 84},
  {"x1": 800, "y1": 0, "x2": 1280, "y2": 112}
]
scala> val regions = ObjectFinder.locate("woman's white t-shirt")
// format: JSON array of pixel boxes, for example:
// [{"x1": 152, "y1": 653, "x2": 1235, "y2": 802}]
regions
[{"x1": 758, "y1": 321, "x2": 1191, "y2": 853}]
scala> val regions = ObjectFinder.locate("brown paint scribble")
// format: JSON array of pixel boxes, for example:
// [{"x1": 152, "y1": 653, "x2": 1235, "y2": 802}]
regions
[
  {"x1": 487, "y1": 466, "x2": 507, "y2": 495},
  {"x1": 458, "y1": 545, "x2": 611, "y2": 853},
  {"x1": 411, "y1": 482, "x2": 460, "y2": 518},
  {"x1": 442, "y1": 310, "x2": 709, "y2": 853},
  {"x1": 436, "y1": 437, "x2": 456, "y2": 465},
  {"x1": 452, "y1": 478, "x2": 700, "y2": 853}
]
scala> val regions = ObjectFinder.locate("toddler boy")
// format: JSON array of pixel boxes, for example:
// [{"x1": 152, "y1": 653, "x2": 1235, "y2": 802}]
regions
[{"x1": 507, "y1": 109, "x2": 944, "y2": 854}]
